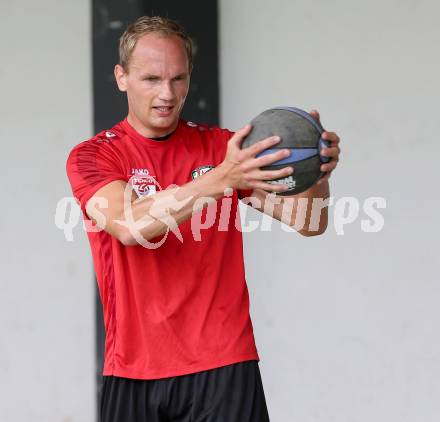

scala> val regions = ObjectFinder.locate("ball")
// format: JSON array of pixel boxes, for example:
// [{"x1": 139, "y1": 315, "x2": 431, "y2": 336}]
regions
[{"x1": 241, "y1": 106, "x2": 330, "y2": 195}]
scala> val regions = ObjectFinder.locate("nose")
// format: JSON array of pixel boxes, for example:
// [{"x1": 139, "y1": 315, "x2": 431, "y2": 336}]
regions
[{"x1": 158, "y1": 80, "x2": 175, "y2": 102}]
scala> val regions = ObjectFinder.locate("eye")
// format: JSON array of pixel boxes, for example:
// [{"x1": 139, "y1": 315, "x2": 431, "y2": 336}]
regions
[
  {"x1": 143, "y1": 76, "x2": 159, "y2": 82},
  {"x1": 173, "y1": 75, "x2": 186, "y2": 81}
]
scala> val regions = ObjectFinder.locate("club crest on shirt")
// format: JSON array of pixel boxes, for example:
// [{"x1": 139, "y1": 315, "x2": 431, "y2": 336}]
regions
[
  {"x1": 191, "y1": 165, "x2": 214, "y2": 180},
  {"x1": 130, "y1": 168, "x2": 159, "y2": 197}
]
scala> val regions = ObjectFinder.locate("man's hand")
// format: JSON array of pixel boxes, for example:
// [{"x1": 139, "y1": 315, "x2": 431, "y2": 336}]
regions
[
  {"x1": 215, "y1": 124, "x2": 294, "y2": 193},
  {"x1": 309, "y1": 109, "x2": 341, "y2": 185},
  {"x1": 245, "y1": 109, "x2": 341, "y2": 236}
]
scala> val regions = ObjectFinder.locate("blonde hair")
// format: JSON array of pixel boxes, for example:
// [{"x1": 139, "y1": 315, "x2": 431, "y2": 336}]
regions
[{"x1": 119, "y1": 16, "x2": 193, "y2": 72}]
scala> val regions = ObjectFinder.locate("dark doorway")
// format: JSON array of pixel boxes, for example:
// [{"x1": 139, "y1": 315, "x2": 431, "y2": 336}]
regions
[{"x1": 92, "y1": 1, "x2": 219, "y2": 419}]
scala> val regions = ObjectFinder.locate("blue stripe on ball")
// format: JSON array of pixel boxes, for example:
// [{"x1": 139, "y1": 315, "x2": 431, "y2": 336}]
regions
[
  {"x1": 271, "y1": 106, "x2": 330, "y2": 164},
  {"x1": 257, "y1": 148, "x2": 318, "y2": 165}
]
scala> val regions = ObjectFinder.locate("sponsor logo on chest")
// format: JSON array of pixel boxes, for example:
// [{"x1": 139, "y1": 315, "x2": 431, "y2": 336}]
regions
[{"x1": 129, "y1": 168, "x2": 159, "y2": 197}]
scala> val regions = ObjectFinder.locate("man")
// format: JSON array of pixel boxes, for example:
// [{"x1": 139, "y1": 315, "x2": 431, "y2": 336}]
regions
[{"x1": 66, "y1": 16, "x2": 340, "y2": 422}]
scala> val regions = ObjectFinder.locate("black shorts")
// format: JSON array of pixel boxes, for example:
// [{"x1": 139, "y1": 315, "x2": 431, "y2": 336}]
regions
[{"x1": 99, "y1": 360, "x2": 270, "y2": 422}]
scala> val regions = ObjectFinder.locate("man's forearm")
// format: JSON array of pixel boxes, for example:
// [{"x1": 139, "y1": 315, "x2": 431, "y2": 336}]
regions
[
  {"x1": 118, "y1": 166, "x2": 229, "y2": 244},
  {"x1": 292, "y1": 180, "x2": 330, "y2": 235},
  {"x1": 252, "y1": 179, "x2": 330, "y2": 236}
]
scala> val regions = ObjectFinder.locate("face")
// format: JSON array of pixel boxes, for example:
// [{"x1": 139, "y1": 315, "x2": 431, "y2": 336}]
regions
[{"x1": 114, "y1": 33, "x2": 190, "y2": 138}]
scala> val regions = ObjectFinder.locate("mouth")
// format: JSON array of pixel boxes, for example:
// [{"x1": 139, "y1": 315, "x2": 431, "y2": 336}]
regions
[{"x1": 153, "y1": 105, "x2": 174, "y2": 116}]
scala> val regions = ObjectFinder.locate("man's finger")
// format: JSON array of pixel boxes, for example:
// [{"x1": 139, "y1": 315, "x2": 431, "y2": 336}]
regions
[
  {"x1": 229, "y1": 124, "x2": 252, "y2": 147},
  {"x1": 242, "y1": 135, "x2": 282, "y2": 158},
  {"x1": 249, "y1": 180, "x2": 290, "y2": 193},
  {"x1": 320, "y1": 146, "x2": 340, "y2": 158},
  {"x1": 252, "y1": 148, "x2": 290, "y2": 168},
  {"x1": 322, "y1": 131, "x2": 340, "y2": 144},
  {"x1": 320, "y1": 161, "x2": 338, "y2": 173},
  {"x1": 252, "y1": 166, "x2": 294, "y2": 181},
  {"x1": 309, "y1": 109, "x2": 320, "y2": 123}
]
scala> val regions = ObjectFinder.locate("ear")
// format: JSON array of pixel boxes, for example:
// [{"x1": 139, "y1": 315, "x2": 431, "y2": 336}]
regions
[{"x1": 114, "y1": 64, "x2": 128, "y2": 92}]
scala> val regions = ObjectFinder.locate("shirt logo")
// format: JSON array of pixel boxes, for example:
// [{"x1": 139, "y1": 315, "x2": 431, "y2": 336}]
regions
[
  {"x1": 191, "y1": 165, "x2": 214, "y2": 180},
  {"x1": 131, "y1": 168, "x2": 149, "y2": 176},
  {"x1": 130, "y1": 168, "x2": 159, "y2": 197}
]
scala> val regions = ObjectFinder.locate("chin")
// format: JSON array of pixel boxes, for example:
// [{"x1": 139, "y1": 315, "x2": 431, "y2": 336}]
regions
[
  {"x1": 148, "y1": 118, "x2": 178, "y2": 135},
  {"x1": 156, "y1": 116, "x2": 179, "y2": 127}
]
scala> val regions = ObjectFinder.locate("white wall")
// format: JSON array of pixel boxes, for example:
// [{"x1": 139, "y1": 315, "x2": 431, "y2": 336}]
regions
[
  {"x1": 1, "y1": 1, "x2": 438, "y2": 421},
  {"x1": 0, "y1": 1, "x2": 94, "y2": 421},
  {"x1": 220, "y1": 1, "x2": 440, "y2": 421}
]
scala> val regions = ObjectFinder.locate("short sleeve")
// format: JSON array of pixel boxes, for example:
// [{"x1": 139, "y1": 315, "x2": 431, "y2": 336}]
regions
[{"x1": 66, "y1": 140, "x2": 128, "y2": 217}]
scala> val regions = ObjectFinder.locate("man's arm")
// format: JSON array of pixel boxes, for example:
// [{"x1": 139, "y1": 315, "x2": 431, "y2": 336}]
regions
[
  {"x1": 246, "y1": 181, "x2": 330, "y2": 236},
  {"x1": 86, "y1": 125, "x2": 293, "y2": 245},
  {"x1": 85, "y1": 173, "x2": 228, "y2": 245}
]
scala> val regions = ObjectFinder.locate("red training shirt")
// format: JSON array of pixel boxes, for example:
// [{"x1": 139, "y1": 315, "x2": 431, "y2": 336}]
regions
[{"x1": 66, "y1": 118, "x2": 259, "y2": 379}]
